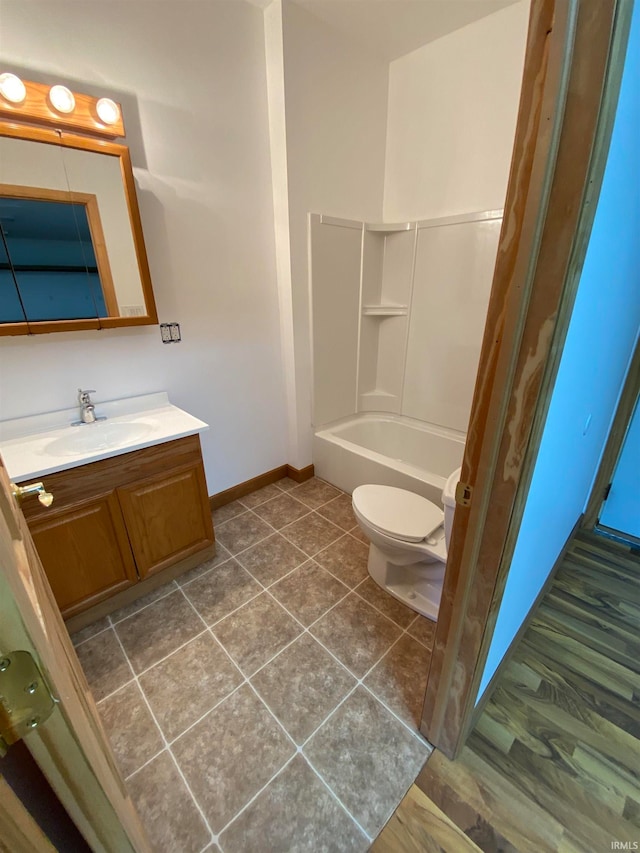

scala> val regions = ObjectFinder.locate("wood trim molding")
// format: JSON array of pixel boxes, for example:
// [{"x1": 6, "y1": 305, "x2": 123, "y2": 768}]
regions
[
  {"x1": 583, "y1": 335, "x2": 640, "y2": 529},
  {"x1": 209, "y1": 464, "x2": 314, "y2": 510},
  {"x1": 421, "y1": 0, "x2": 629, "y2": 759},
  {"x1": 286, "y1": 463, "x2": 314, "y2": 483}
]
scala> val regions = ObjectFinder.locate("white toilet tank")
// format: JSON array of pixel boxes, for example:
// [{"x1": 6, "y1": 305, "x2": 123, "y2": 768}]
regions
[{"x1": 442, "y1": 467, "x2": 461, "y2": 550}]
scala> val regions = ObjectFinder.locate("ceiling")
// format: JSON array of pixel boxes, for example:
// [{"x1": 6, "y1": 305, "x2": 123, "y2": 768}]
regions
[{"x1": 285, "y1": 0, "x2": 521, "y2": 61}]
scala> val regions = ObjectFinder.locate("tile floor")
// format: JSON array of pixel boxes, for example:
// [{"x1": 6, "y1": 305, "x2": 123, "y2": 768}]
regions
[{"x1": 71, "y1": 476, "x2": 435, "y2": 852}]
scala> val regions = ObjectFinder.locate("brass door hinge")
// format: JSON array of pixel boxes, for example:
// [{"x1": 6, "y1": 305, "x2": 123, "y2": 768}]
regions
[
  {"x1": 455, "y1": 481, "x2": 473, "y2": 507},
  {"x1": 0, "y1": 651, "x2": 55, "y2": 756}
]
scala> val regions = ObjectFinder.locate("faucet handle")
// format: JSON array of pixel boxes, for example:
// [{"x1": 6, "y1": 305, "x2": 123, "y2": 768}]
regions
[{"x1": 78, "y1": 388, "x2": 96, "y2": 404}]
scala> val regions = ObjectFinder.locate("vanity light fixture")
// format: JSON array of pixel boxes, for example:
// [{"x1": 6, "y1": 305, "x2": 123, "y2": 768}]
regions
[
  {"x1": 49, "y1": 84, "x2": 76, "y2": 114},
  {"x1": 96, "y1": 97, "x2": 120, "y2": 126},
  {"x1": 0, "y1": 75, "x2": 124, "y2": 138},
  {"x1": 0, "y1": 72, "x2": 26, "y2": 104}
]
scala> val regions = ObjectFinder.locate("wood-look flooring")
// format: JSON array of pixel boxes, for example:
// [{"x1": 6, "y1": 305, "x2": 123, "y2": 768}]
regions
[{"x1": 373, "y1": 530, "x2": 640, "y2": 852}]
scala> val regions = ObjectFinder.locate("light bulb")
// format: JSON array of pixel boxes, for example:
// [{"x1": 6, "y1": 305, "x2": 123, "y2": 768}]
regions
[
  {"x1": 0, "y1": 73, "x2": 26, "y2": 104},
  {"x1": 96, "y1": 97, "x2": 119, "y2": 125},
  {"x1": 49, "y1": 84, "x2": 75, "y2": 114}
]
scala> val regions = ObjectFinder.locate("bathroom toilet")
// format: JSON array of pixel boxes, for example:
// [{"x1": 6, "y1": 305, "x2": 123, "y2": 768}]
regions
[{"x1": 352, "y1": 467, "x2": 460, "y2": 621}]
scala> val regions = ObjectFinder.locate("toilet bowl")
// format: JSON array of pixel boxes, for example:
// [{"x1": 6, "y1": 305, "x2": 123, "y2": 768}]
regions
[{"x1": 352, "y1": 467, "x2": 460, "y2": 621}]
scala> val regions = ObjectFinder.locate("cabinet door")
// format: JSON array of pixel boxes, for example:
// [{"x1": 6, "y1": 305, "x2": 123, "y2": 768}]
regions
[
  {"x1": 117, "y1": 461, "x2": 214, "y2": 578},
  {"x1": 29, "y1": 491, "x2": 138, "y2": 618}
]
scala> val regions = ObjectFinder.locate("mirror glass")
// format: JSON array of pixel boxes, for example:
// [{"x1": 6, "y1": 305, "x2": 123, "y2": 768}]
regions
[
  {"x1": 0, "y1": 132, "x2": 156, "y2": 332},
  {"x1": 0, "y1": 193, "x2": 110, "y2": 321}
]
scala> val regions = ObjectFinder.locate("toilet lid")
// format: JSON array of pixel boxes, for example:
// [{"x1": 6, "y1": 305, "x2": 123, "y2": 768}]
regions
[{"x1": 352, "y1": 485, "x2": 444, "y2": 543}]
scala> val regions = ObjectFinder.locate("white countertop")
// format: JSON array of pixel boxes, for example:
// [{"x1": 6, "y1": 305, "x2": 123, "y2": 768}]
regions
[{"x1": 0, "y1": 392, "x2": 209, "y2": 482}]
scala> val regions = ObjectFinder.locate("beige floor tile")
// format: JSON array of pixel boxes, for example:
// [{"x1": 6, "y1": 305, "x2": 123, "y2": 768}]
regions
[
  {"x1": 241, "y1": 482, "x2": 284, "y2": 508},
  {"x1": 355, "y1": 578, "x2": 417, "y2": 628},
  {"x1": 182, "y1": 558, "x2": 261, "y2": 626},
  {"x1": 212, "y1": 499, "x2": 247, "y2": 525},
  {"x1": 349, "y1": 525, "x2": 369, "y2": 544},
  {"x1": 97, "y1": 682, "x2": 163, "y2": 778},
  {"x1": 212, "y1": 593, "x2": 302, "y2": 676},
  {"x1": 252, "y1": 634, "x2": 356, "y2": 744},
  {"x1": 408, "y1": 615, "x2": 437, "y2": 650},
  {"x1": 176, "y1": 544, "x2": 232, "y2": 586},
  {"x1": 236, "y1": 533, "x2": 307, "y2": 586},
  {"x1": 110, "y1": 580, "x2": 179, "y2": 624},
  {"x1": 291, "y1": 477, "x2": 341, "y2": 509},
  {"x1": 311, "y1": 594, "x2": 402, "y2": 678},
  {"x1": 172, "y1": 684, "x2": 295, "y2": 832},
  {"x1": 115, "y1": 591, "x2": 203, "y2": 673},
  {"x1": 364, "y1": 634, "x2": 432, "y2": 729},
  {"x1": 304, "y1": 687, "x2": 430, "y2": 837},
  {"x1": 315, "y1": 534, "x2": 369, "y2": 587},
  {"x1": 220, "y1": 755, "x2": 368, "y2": 852},
  {"x1": 281, "y1": 512, "x2": 343, "y2": 556},
  {"x1": 270, "y1": 560, "x2": 349, "y2": 626},
  {"x1": 75, "y1": 628, "x2": 132, "y2": 701},
  {"x1": 215, "y1": 511, "x2": 272, "y2": 554},
  {"x1": 317, "y1": 494, "x2": 357, "y2": 531},
  {"x1": 70, "y1": 616, "x2": 110, "y2": 647},
  {"x1": 127, "y1": 751, "x2": 210, "y2": 853},
  {"x1": 252, "y1": 493, "x2": 310, "y2": 529},
  {"x1": 139, "y1": 633, "x2": 243, "y2": 741},
  {"x1": 274, "y1": 476, "x2": 299, "y2": 492}
]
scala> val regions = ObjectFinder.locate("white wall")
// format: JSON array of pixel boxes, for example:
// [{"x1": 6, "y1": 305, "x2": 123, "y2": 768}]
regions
[
  {"x1": 281, "y1": 0, "x2": 390, "y2": 464},
  {"x1": 383, "y1": 1, "x2": 529, "y2": 222},
  {"x1": 477, "y1": 1, "x2": 640, "y2": 699},
  {"x1": 0, "y1": 0, "x2": 287, "y2": 494}
]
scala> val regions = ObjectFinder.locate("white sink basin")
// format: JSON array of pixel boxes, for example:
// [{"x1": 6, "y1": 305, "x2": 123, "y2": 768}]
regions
[{"x1": 44, "y1": 421, "x2": 154, "y2": 457}]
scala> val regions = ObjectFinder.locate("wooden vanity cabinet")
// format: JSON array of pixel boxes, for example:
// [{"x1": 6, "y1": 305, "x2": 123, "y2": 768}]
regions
[{"x1": 19, "y1": 435, "x2": 214, "y2": 618}]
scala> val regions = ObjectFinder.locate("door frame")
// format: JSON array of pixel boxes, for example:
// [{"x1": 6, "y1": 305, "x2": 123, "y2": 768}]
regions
[
  {"x1": 0, "y1": 463, "x2": 150, "y2": 852},
  {"x1": 421, "y1": 0, "x2": 633, "y2": 758}
]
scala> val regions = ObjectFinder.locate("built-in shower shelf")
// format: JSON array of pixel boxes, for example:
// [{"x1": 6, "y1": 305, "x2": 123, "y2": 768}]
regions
[
  {"x1": 362, "y1": 305, "x2": 408, "y2": 316},
  {"x1": 359, "y1": 389, "x2": 401, "y2": 413}
]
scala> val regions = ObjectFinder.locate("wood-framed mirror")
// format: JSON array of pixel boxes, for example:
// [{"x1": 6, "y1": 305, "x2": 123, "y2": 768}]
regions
[{"x1": 0, "y1": 121, "x2": 157, "y2": 335}]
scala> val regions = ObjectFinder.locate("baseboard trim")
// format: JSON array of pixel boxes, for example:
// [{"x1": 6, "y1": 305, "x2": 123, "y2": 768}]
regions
[
  {"x1": 286, "y1": 463, "x2": 315, "y2": 483},
  {"x1": 468, "y1": 514, "x2": 583, "y2": 728},
  {"x1": 209, "y1": 463, "x2": 314, "y2": 510}
]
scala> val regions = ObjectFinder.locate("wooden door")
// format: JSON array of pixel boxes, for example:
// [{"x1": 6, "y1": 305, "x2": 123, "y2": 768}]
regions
[
  {"x1": 29, "y1": 491, "x2": 138, "y2": 617},
  {"x1": 118, "y1": 461, "x2": 214, "y2": 578},
  {"x1": 0, "y1": 462, "x2": 150, "y2": 852}
]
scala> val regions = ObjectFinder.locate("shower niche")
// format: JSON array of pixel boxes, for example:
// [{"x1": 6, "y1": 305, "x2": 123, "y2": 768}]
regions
[{"x1": 310, "y1": 209, "x2": 503, "y2": 435}]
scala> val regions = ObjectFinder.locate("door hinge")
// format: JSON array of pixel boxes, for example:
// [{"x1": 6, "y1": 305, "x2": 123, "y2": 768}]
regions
[
  {"x1": 0, "y1": 651, "x2": 56, "y2": 756},
  {"x1": 603, "y1": 482, "x2": 612, "y2": 501},
  {"x1": 455, "y1": 481, "x2": 473, "y2": 507}
]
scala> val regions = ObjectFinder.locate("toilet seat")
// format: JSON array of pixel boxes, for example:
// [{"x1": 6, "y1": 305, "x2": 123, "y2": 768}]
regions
[{"x1": 352, "y1": 485, "x2": 444, "y2": 543}]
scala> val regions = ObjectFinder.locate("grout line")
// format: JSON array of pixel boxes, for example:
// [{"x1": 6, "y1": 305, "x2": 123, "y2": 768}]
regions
[
  {"x1": 109, "y1": 580, "x2": 180, "y2": 626},
  {"x1": 167, "y1": 679, "x2": 247, "y2": 747},
  {"x1": 109, "y1": 623, "x2": 217, "y2": 849},
  {"x1": 124, "y1": 745, "x2": 166, "y2": 782},
  {"x1": 303, "y1": 754, "x2": 373, "y2": 843},
  {"x1": 95, "y1": 675, "x2": 137, "y2": 706},
  {"x1": 129, "y1": 627, "x2": 210, "y2": 679},
  {"x1": 214, "y1": 753, "x2": 298, "y2": 842},
  {"x1": 71, "y1": 623, "x2": 113, "y2": 648}
]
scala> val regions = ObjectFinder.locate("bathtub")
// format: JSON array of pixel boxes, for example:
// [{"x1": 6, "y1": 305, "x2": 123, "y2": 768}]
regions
[{"x1": 313, "y1": 414, "x2": 465, "y2": 506}]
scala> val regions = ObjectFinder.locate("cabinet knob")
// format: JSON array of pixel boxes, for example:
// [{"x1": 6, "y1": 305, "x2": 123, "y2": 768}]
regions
[{"x1": 11, "y1": 482, "x2": 54, "y2": 508}]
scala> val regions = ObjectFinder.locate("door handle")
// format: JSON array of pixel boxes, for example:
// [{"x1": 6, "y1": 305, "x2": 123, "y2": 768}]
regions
[{"x1": 11, "y1": 482, "x2": 54, "y2": 508}]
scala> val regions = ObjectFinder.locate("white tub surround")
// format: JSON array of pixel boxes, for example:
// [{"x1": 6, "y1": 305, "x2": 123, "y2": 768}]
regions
[
  {"x1": 314, "y1": 413, "x2": 464, "y2": 505},
  {"x1": 309, "y1": 209, "x2": 502, "y2": 434},
  {"x1": 0, "y1": 392, "x2": 208, "y2": 481}
]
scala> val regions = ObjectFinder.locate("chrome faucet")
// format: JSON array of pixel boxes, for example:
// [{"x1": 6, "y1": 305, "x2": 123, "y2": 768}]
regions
[{"x1": 73, "y1": 389, "x2": 106, "y2": 426}]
